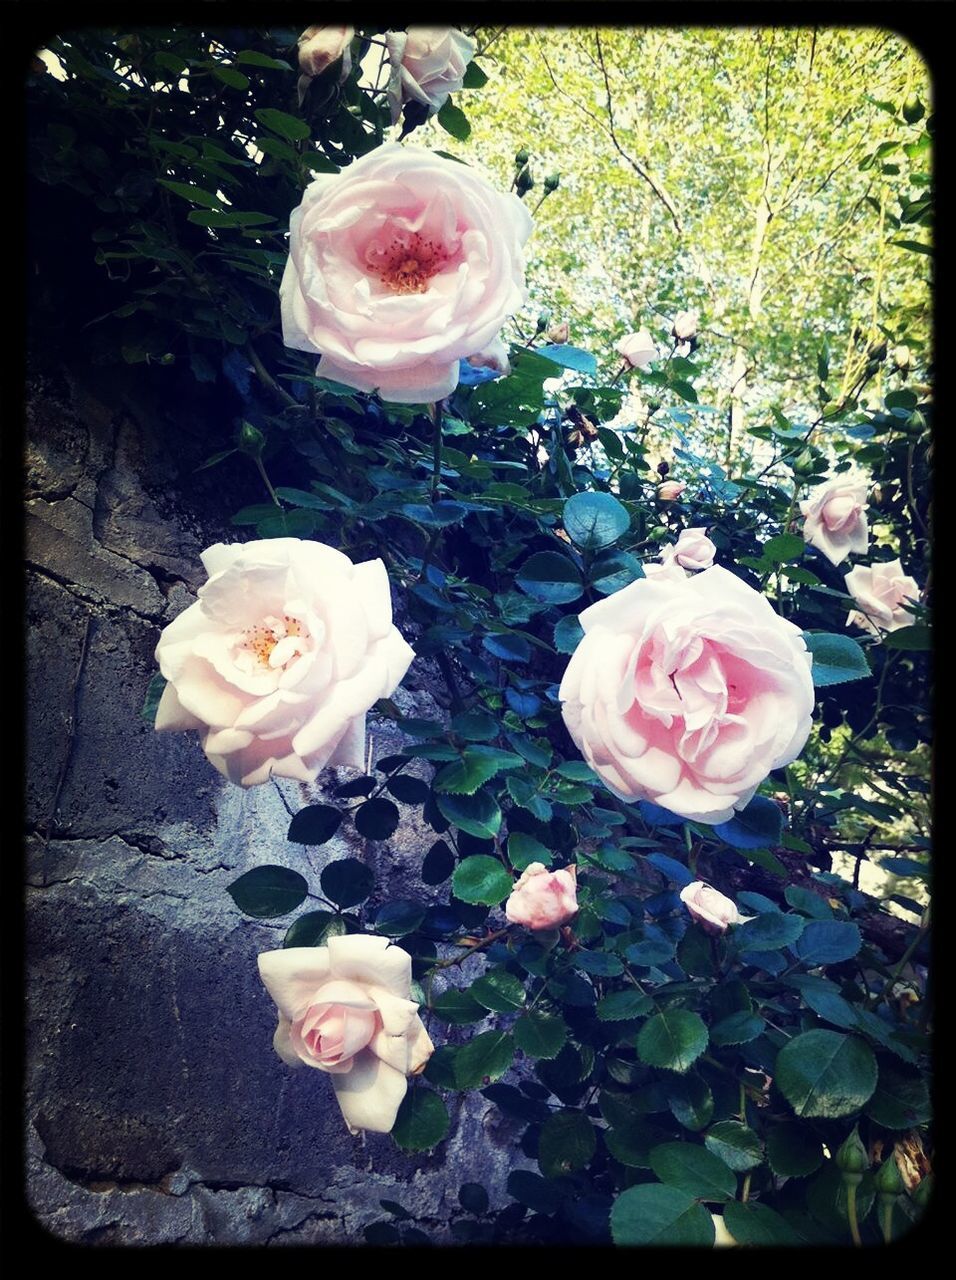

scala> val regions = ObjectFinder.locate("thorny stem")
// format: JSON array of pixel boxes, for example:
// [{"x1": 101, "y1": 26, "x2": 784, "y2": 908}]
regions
[
  {"x1": 246, "y1": 342, "x2": 299, "y2": 409},
  {"x1": 433, "y1": 927, "x2": 512, "y2": 969}
]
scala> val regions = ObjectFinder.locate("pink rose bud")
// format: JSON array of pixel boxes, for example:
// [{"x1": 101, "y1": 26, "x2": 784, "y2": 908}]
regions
[
  {"x1": 297, "y1": 25, "x2": 354, "y2": 80},
  {"x1": 670, "y1": 527, "x2": 716, "y2": 570},
  {"x1": 616, "y1": 329, "x2": 658, "y2": 369},
  {"x1": 657, "y1": 480, "x2": 686, "y2": 502},
  {"x1": 385, "y1": 26, "x2": 477, "y2": 124},
  {"x1": 799, "y1": 476, "x2": 869, "y2": 566},
  {"x1": 547, "y1": 320, "x2": 570, "y2": 345},
  {"x1": 506, "y1": 863, "x2": 578, "y2": 931},
  {"x1": 466, "y1": 335, "x2": 511, "y2": 376},
  {"x1": 672, "y1": 310, "x2": 699, "y2": 341},
  {"x1": 845, "y1": 559, "x2": 920, "y2": 635},
  {"x1": 679, "y1": 881, "x2": 745, "y2": 934}
]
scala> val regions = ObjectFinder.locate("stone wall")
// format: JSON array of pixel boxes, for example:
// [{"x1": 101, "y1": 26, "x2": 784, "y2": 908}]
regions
[{"x1": 24, "y1": 365, "x2": 530, "y2": 1245}]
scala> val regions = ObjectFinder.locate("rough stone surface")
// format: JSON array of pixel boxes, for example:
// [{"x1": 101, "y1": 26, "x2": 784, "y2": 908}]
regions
[{"x1": 24, "y1": 367, "x2": 531, "y2": 1246}]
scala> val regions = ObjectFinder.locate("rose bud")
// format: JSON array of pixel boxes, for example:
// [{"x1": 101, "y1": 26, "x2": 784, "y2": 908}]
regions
[
  {"x1": 385, "y1": 26, "x2": 477, "y2": 125},
  {"x1": 672, "y1": 309, "x2": 699, "y2": 341},
  {"x1": 515, "y1": 148, "x2": 530, "y2": 167},
  {"x1": 679, "y1": 881, "x2": 747, "y2": 934},
  {"x1": 892, "y1": 345, "x2": 912, "y2": 374},
  {"x1": 845, "y1": 559, "x2": 920, "y2": 635},
  {"x1": 616, "y1": 329, "x2": 657, "y2": 369},
  {"x1": 297, "y1": 25, "x2": 354, "y2": 80},
  {"x1": 546, "y1": 320, "x2": 570, "y2": 345},
  {"x1": 544, "y1": 172, "x2": 561, "y2": 192},
  {"x1": 505, "y1": 863, "x2": 578, "y2": 931},
  {"x1": 799, "y1": 475, "x2": 869, "y2": 566},
  {"x1": 670, "y1": 527, "x2": 716, "y2": 571},
  {"x1": 656, "y1": 480, "x2": 686, "y2": 502}
]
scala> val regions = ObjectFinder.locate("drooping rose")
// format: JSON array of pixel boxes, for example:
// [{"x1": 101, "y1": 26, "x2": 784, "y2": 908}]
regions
[
  {"x1": 297, "y1": 25, "x2": 354, "y2": 79},
  {"x1": 558, "y1": 566, "x2": 815, "y2": 824},
  {"x1": 154, "y1": 538, "x2": 414, "y2": 787},
  {"x1": 616, "y1": 329, "x2": 658, "y2": 369},
  {"x1": 845, "y1": 559, "x2": 920, "y2": 635},
  {"x1": 679, "y1": 881, "x2": 746, "y2": 933},
  {"x1": 672, "y1": 309, "x2": 699, "y2": 341},
  {"x1": 800, "y1": 476, "x2": 869, "y2": 566},
  {"x1": 668, "y1": 527, "x2": 716, "y2": 571},
  {"x1": 505, "y1": 863, "x2": 578, "y2": 931},
  {"x1": 280, "y1": 142, "x2": 532, "y2": 403},
  {"x1": 258, "y1": 935, "x2": 434, "y2": 1134},
  {"x1": 657, "y1": 480, "x2": 686, "y2": 502},
  {"x1": 385, "y1": 27, "x2": 477, "y2": 125}
]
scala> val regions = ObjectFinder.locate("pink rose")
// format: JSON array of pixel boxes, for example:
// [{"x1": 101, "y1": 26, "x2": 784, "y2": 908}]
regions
[
  {"x1": 679, "y1": 881, "x2": 746, "y2": 933},
  {"x1": 845, "y1": 559, "x2": 920, "y2": 635},
  {"x1": 154, "y1": 537, "x2": 414, "y2": 787},
  {"x1": 385, "y1": 27, "x2": 477, "y2": 124},
  {"x1": 558, "y1": 566, "x2": 814, "y2": 823},
  {"x1": 546, "y1": 320, "x2": 570, "y2": 345},
  {"x1": 673, "y1": 310, "x2": 699, "y2": 341},
  {"x1": 800, "y1": 477, "x2": 869, "y2": 566},
  {"x1": 657, "y1": 480, "x2": 686, "y2": 502},
  {"x1": 280, "y1": 142, "x2": 532, "y2": 403},
  {"x1": 258, "y1": 935, "x2": 434, "y2": 1134},
  {"x1": 668, "y1": 527, "x2": 716, "y2": 571},
  {"x1": 297, "y1": 25, "x2": 354, "y2": 79},
  {"x1": 506, "y1": 863, "x2": 578, "y2": 931},
  {"x1": 616, "y1": 329, "x2": 657, "y2": 369}
]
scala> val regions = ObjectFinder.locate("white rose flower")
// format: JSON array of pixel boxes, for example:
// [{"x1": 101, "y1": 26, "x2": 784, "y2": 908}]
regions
[{"x1": 385, "y1": 26, "x2": 477, "y2": 124}]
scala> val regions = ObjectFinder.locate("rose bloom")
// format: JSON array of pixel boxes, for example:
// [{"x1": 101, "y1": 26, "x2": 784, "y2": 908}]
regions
[
  {"x1": 616, "y1": 329, "x2": 658, "y2": 369},
  {"x1": 680, "y1": 881, "x2": 746, "y2": 933},
  {"x1": 154, "y1": 538, "x2": 414, "y2": 787},
  {"x1": 657, "y1": 480, "x2": 686, "y2": 502},
  {"x1": 673, "y1": 309, "x2": 699, "y2": 341},
  {"x1": 280, "y1": 142, "x2": 532, "y2": 403},
  {"x1": 385, "y1": 26, "x2": 477, "y2": 124},
  {"x1": 668, "y1": 527, "x2": 716, "y2": 571},
  {"x1": 559, "y1": 566, "x2": 814, "y2": 823},
  {"x1": 506, "y1": 863, "x2": 578, "y2": 930},
  {"x1": 297, "y1": 25, "x2": 354, "y2": 79},
  {"x1": 258, "y1": 935, "x2": 433, "y2": 1134},
  {"x1": 800, "y1": 476, "x2": 869, "y2": 566},
  {"x1": 845, "y1": 559, "x2": 920, "y2": 635},
  {"x1": 547, "y1": 320, "x2": 570, "y2": 345}
]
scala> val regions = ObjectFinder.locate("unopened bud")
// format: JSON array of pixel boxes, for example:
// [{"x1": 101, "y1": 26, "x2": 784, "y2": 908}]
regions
[
  {"x1": 546, "y1": 320, "x2": 569, "y2": 344},
  {"x1": 647, "y1": 399, "x2": 661, "y2": 414},
  {"x1": 792, "y1": 448, "x2": 816, "y2": 474},
  {"x1": 902, "y1": 96, "x2": 924, "y2": 125},
  {"x1": 874, "y1": 1151, "x2": 905, "y2": 1198},
  {"x1": 515, "y1": 165, "x2": 535, "y2": 197},
  {"x1": 657, "y1": 460, "x2": 670, "y2": 477},
  {"x1": 835, "y1": 1128, "x2": 869, "y2": 1186},
  {"x1": 657, "y1": 480, "x2": 686, "y2": 503},
  {"x1": 672, "y1": 309, "x2": 699, "y2": 342},
  {"x1": 868, "y1": 340, "x2": 888, "y2": 362},
  {"x1": 535, "y1": 309, "x2": 552, "y2": 334},
  {"x1": 906, "y1": 409, "x2": 926, "y2": 434},
  {"x1": 912, "y1": 1173, "x2": 933, "y2": 1211},
  {"x1": 237, "y1": 420, "x2": 266, "y2": 457},
  {"x1": 514, "y1": 147, "x2": 530, "y2": 167},
  {"x1": 892, "y1": 344, "x2": 912, "y2": 371},
  {"x1": 544, "y1": 172, "x2": 560, "y2": 192}
]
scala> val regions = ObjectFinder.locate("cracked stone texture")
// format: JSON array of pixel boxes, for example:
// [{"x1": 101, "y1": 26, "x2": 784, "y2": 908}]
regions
[{"x1": 24, "y1": 366, "x2": 531, "y2": 1246}]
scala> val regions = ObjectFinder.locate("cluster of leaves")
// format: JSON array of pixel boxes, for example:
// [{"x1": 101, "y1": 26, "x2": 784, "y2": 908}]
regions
[{"x1": 34, "y1": 26, "x2": 932, "y2": 1247}]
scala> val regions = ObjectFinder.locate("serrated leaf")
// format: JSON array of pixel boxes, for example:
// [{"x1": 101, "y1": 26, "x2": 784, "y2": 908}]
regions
[
  {"x1": 538, "y1": 1109, "x2": 596, "y2": 1178},
  {"x1": 320, "y1": 858, "x2": 374, "y2": 908},
  {"x1": 434, "y1": 747, "x2": 523, "y2": 795},
  {"x1": 804, "y1": 632, "x2": 871, "y2": 686},
  {"x1": 637, "y1": 1010, "x2": 709, "y2": 1073},
  {"x1": 776, "y1": 1030, "x2": 878, "y2": 1118},
  {"x1": 649, "y1": 1141, "x2": 737, "y2": 1200},
  {"x1": 452, "y1": 855, "x2": 513, "y2": 906},
  {"x1": 454, "y1": 1030, "x2": 515, "y2": 1088},
  {"x1": 514, "y1": 1011, "x2": 568, "y2": 1059},
  {"x1": 283, "y1": 910, "x2": 345, "y2": 948},
  {"x1": 287, "y1": 803, "x2": 342, "y2": 846},
  {"x1": 471, "y1": 968, "x2": 526, "y2": 1013},
  {"x1": 597, "y1": 988, "x2": 654, "y2": 1022},
  {"x1": 703, "y1": 1121, "x2": 764, "y2": 1172},
  {"x1": 611, "y1": 1185, "x2": 716, "y2": 1246}
]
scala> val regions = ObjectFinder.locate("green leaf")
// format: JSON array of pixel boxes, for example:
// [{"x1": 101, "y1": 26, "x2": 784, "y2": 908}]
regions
[
  {"x1": 667, "y1": 1074, "x2": 715, "y2": 1131},
  {"x1": 865, "y1": 1062, "x2": 932, "y2": 1129},
  {"x1": 507, "y1": 832, "x2": 551, "y2": 871},
  {"x1": 804, "y1": 632, "x2": 871, "y2": 686},
  {"x1": 507, "y1": 1170, "x2": 561, "y2": 1215},
  {"x1": 227, "y1": 865, "x2": 308, "y2": 918},
  {"x1": 459, "y1": 1181, "x2": 489, "y2": 1215},
  {"x1": 562, "y1": 491, "x2": 630, "y2": 550},
  {"x1": 452, "y1": 855, "x2": 513, "y2": 905},
  {"x1": 158, "y1": 179, "x2": 222, "y2": 209},
  {"x1": 538, "y1": 1110, "x2": 596, "y2": 1178},
  {"x1": 710, "y1": 1011, "x2": 765, "y2": 1047},
  {"x1": 883, "y1": 625, "x2": 931, "y2": 650},
  {"x1": 713, "y1": 795, "x2": 784, "y2": 850},
  {"x1": 471, "y1": 968, "x2": 526, "y2": 1013},
  {"x1": 736, "y1": 912, "x2": 806, "y2": 952},
  {"x1": 437, "y1": 99, "x2": 471, "y2": 140},
  {"x1": 434, "y1": 747, "x2": 523, "y2": 795},
  {"x1": 776, "y1": 1030, "x2": 878, "y2": 1118},
  {"x1": 611, "y1": 1185, "x2": 716, "y2": 1246},
  {"x1": 514, "y1": 1011, "x2": 568, "y2": 1059},
  {"x1": 437, "y1": 790, "x2": 502, "y2": 840},
  {"x1": 637, "y1": 1009, "x2": 709, "y2": 1073},
  {"x1": 287, "y1": 803, "x2": 342, "y2": 846},
  {"x1": 766, "y1": 1122, "x2": 824, "y2": 1177},
  {"x1": 890, "y1": 238, "x2": 931, "y2": 255},
  {"x1": 430, "y1": 986, "x2": 487, "y2": 1025},
  {"x1": 255, "y1": 107, "x2": 311, "y2": 141},
  {"x1": 236, "y1": 49, "x2": 293, "y2": 70},
  {"x1": 597, "y1": 988, "x2": 654, "y2": 1022},
  {"x1": 141, "y1": 672, "x2": 167, "y2": 726},
  {"x1": 320, "y1": 858, "x2": 374, "y2": 908},
  {"x1": 187, "y1": 209, "x2": 276, "y2": 229},
  {"x1": 516, "y1": 551, "x2": 584, "y2": 604},
  {"x1": 649, "y1": 1141, "x2": 737, "y2": 1200},
  {"x1": 354, "y1": 797, "x2": 400, "y2": 840},
  {"x1": 387, "y1": 774, "x2": 430, "y2": 805},
  {"x1": 454, "y1": 1030, "x2": 515, "y2": 1088},
  {"x1": 764, "y1": 533, "x2": 806, "y2": 562},
  {"x1": 211, "y1": 64, "x2": 250, "y2": 90},
  {"x1": 374, "y1": 900, "x2": 426, "y2": 937},
  {"x1": 391, "y1": 1088, "x2": 449, "y2": 1151},
  {"x1": 451, "y1": 711, "x2": 499, "y2": 741},
  {"x1": 553, "y1": 615, "x2": 584, "y2": 654},
  {"x1": 283, "y1": 910, "x2": 346, "y2": 948},
  {"x1": 722, "y1": 1201, "x2": 803, "y2": 1245},
  {"x1": 792, "y1": 920, "x2": 862, "y2": 965},
  {"x1": 704, "y1": 1121, "x2": 764, "y2": 1172},
  {"x1": 422, "y1": 839, "x2": 455, "y2": 885},
  {"x1": 785, "y1": 885, "x2": 833, "y2": 919},
  {"x1": 461, "y1": 60, "x2": 489, "y2": 89}
]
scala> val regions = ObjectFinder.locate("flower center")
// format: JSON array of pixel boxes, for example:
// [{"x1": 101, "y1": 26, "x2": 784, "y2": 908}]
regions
[
  {"x1": 239, "y1": 614, "x2": 307, "y2": 669},
  {"x1": 365, "y1": 230, "x2": 448, "y2": 295}
]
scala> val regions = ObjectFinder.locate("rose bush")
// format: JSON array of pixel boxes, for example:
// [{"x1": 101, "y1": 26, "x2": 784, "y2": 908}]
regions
[
  {"x1": 845, "y1": 558, "x2": 920, "y2": 635},
  {"x1": 505, "y1": 863, "x2": 578, "y2": 930},
  {"x1": 385, "y1": 26, "x2": 477, "y2": 124},
  {"x1": 800, "y1": 475, "x2": 869, "y2": 565},
  {"x1": 280, "y1": 142, "x2": 532, "y2": 403},
  {"x1": 558, "y1": 566, "x2": 815, "y2": 822},
  {"x1": 154, "y1": 537, "x2": 414, "y2": 786},
  {"x1": 258, "y1": 934, "x2": 433, "y2": 1134}
]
